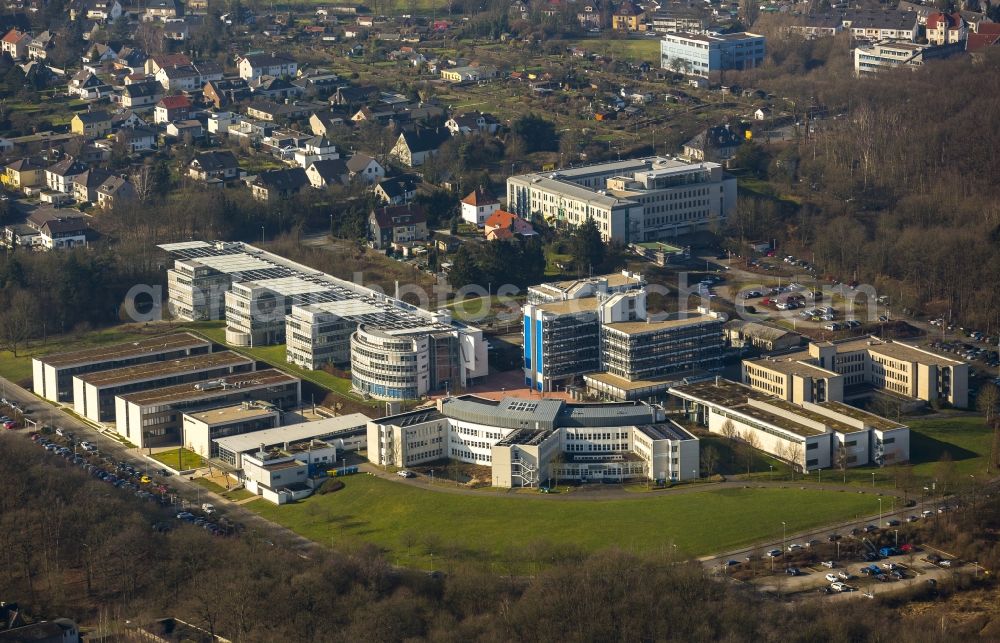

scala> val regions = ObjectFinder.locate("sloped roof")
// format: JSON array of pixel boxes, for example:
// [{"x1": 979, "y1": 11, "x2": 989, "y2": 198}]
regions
[
  {"x1": 74, "y1": 168, "x2": 111, "y2": 189},
  {"x1": 74, "y1": 110, "x2": 110, "y2": 124},
  {"x1": 123, "y1": 80, "x2": 162, "y2": 98},
  {"x1": 926, "y1": 11, "x2": 962, "y2": 29},
  {"x1": 46, "y1": 157, "x2": 87, "y2": 177},
  {"x1": 254, "y1": 167, "x2": 308, "y2": 192},
  {"x1": 308, "y1": 158, "x2": 348, "y2": 181},
  {"x1": 157, "y1": 94, "x2": 191, "y2": 109},
  {"x1": 376, "y1": 174, "x2": 420, "y2": 199},
  {"x1": 461, "y1": 186, "x2": 497, "y2": 206},
  {"x1": 398, "y1": 127, "x2": 450, "y2": 154},
  {"x1": 191, "y1": 150, "x2": 238, "y2": 172},
  {"x1": 241, "y1": 52, "x2": 297, "y2": 67},
  {"x1": 371, "y1": 203, "x2": 427, "y2": 228},
  {"x1": 967, "y1": 31, "x2": 1000, "y2": 51},
  {"x1": 2, "y1": 29, "x2": 30, "y2": 45},
  {"x1": 345, "y1": 153, "x2": 378, "y2": 173}
]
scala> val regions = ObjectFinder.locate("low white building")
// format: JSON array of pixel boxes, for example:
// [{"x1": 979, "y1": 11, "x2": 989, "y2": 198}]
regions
[
  {"x1": 670, "y1": 378, "x2": 910, "y2": 472},
  {"x1": 460, "y1": 186, "x2": 500, "y2": 226}
]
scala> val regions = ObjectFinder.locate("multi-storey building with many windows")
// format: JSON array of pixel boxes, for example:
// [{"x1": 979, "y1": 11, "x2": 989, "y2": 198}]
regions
[
  {"x1": 742, "y1": 337, "x2": 968, "y2": 408},
  {"x1": 660, "y1": 31, "x2": 766, "y2": 76},
  {"x1": 159, "y1": 241, "x2": 488, "y2": 400},
  {"x1": 367, "y1": 395, "x2": 700, "y2": 487},
  {"x1": 506, "y1": 156, "x2": 736, "y2": 243}
]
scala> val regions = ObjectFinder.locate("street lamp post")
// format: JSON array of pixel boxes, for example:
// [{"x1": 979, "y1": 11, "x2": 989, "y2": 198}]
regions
[
  {"x1": 769, "y1": 464, "x2": 773, "y2": 482},
  {"x1": 430, "y1": 469, "x2": 434, "y2": 485},
  {"x1": 782, "y1": 520, "x2": 787, "y2": 554},
  {"x1": 894, "y1": 529, "x2": 898, "y2": 548},
  {"x1": 871, "y1": 472, "x2": 876, "y2": 488},
  {"x1": 878, "y1": 497, "x2": 883, "y2": 527},
  {"x1": 836, "y1": 541, "x2": 840, "y2": 561}
]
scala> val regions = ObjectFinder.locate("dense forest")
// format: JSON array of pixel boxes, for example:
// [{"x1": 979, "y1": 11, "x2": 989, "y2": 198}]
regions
[
  {"x1": 725, "y1": 36, "x2": 1000, "y2": 328},
  {"x1": 2, "y1": 436, "x2": 998, "y2": 642}
]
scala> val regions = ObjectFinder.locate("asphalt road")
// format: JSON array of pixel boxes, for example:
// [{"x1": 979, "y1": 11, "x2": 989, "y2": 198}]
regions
[{"x1": 1, "y1": 376, "x2": 322, "y2": 559}]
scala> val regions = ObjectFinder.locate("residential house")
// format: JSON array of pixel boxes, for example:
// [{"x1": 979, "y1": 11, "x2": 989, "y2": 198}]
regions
[
  {"x1": 188, "y1": 150, "x2": 240, "y2": 182},
  {"x1": 144, "y1": 53, "x2": 190, "y2": 75},
  {"x1": 754, "y1": 107, "x2": 771, "y2": 120},
  {"x1": 460, "y1": 186, "x2": 500, "y2": 226},
  {"x1": 3, "y1": 223, "x2": 40, "y2": 248},
  {"x1": 251, "y1": 167, "x2": 308, "y2": 201},
  {"x1": 115, "y1": 126, "x2": 157, "y2": 152},
  {"x1": 330, "y1": 84, "x2": 379, "y2": 107},
  {"x1": 967, "y1": 23, "x2": 1000, "y2": 53},
  {"x1": 27, "y1": 211, "x2": 89, "y2": 249},
  {"x1": 612, "y1": 2, "x2": 645, "y2": 31},
  {"x1": 206, "y1": 111, "x2": 238, "y2": 135},
  {"x1": 238, "y1": 52, "x2": 298, "y2": 81},
  {"x1": 83, "y1": 41, "x2": 120, "y2": 64},
  {"x1": 111, "y1": 110, "x2": 146, "y2": 130},
  {"x1": 854, "y1": 40, "x2": 959, "y2": 75},
  {"x1": 72, "y1": 168, "x2": 111, "y2": 203},
  {"x1": 120, "y1": 80, "x2": 163, "y2": 109},
  {"x1": 925, "y1": 11, "x2": 966, "y2": 45},
  {"x1": 445, "y1": 111, "x2": 499, "y2": 136},
  {"x1": 2, "y1": 29, "x2": 31, "y2": 60},
  {"x1": 115, "y1": 46, "x2": 148, "y2": 72},
  {"x1": 390, "y1": 128, "x2": 451, "y2": 167},
  {"x1": 155, "y1": 61, "x2": 223, "y2": 91},
  {"x1": 682, "y1": 124, "x2": 745, "y2": 163},
  {"x1": 154, "y1": 94, "x2": 191, "y2": 123},
  {"x1": 203, "y1": 78, "x2": 251, "y2": 109},
  {"x1": 345, "y1": 153, "x2": 384, "y2": 183},
  {"x1": 249, "y1": 76, "x2": 303, "y2": 100},
  {"x1": 309, "y1": 110, "x2": 345, "y2": 136},
  {"x1": 45, "y1": 157, "x2": 88, "y2": 193},
  {"x1": 96, "y1": 174, "x2": 136, "y2": 208},
  {"x1": 27, "y1": 30, "x2": 55, "y2": 60},
  {"x1": 292, "y1": 136, "x2": 338, "y2": 167},
  {"x1": 305, "y1": 158, "x2": 349, "y2": 188},
  {"x1": 80, "y1": 0, "x2": 123, "y2": 22},
  {"x1": 163, "y1": 15, "x2": 204, "y2": 41},
  {"x1": 70, "y1": 110, "x2": 113, "y2": 138},
  {"x1": 68, "y1": 71, "x2": 113, "y2": 99},
  {"x1": 166, "y1": 119, "x2": 204, "y2": 140},
  {"x1": 841, "y1": 10, "x2": 919, "y2": 42},
  {"x1": 245, "y1": 100, "x2": 311, "y2": 122},
  {"x1": 897, "y1": 0, "x2": 934, "y2": 24},
  {"x1": 374, "y1": 174, "x2": 420, "y2": 205},
  {"x1": 484, "y1": 209, "x2": 536, "y2": 240},
  {"x1": 786, "y1": 14, "x2": 844, "y2": 37},
  {"x1": 440, "y1": 65, "x2": 497, "y2": 82},
  {"x1": 369, "y1": 204, "x2": 428, "y2": 249},
  {"x1": 3, "y1": 158, "x2": 46, "y2": 191},
  {"x1": 144, "y1": 0, "x2": 182, "y2": 21}
]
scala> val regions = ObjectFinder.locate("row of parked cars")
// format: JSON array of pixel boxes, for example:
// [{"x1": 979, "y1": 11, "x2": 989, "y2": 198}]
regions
[
  {"x1": 29, "y1": 429, "x2": 233, "y2": 537},
  {"x1": 927, "y1": 340, "x2": 999, "y2": 368}
]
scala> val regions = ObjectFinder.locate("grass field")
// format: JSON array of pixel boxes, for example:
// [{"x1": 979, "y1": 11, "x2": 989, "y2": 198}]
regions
[
  {"x1": 0, "y1": 326, "x2": 172, "y2": 386},
  {"x1": 566, "y1": 38, "x2": 662, "y2": 63},
  {"x1": 152, "y1": 447, "x2": 205, "y2": 471},
  {"x1": 248, "y1": 475, "x2": 879, "y2": 570}
]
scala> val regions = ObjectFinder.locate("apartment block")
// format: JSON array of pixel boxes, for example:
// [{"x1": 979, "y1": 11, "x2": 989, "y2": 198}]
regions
[
  {"x1": 660, "y1": 31, "x2": 766, "y2": 76},
  {"x1": 506, "y1": 156, "x2": 737, "y2": 243},
  {"x1": 367, "y1": 395, "x2": 700, "y2": 487},
  {"x1": 113, "y1": 369, "x2": 301, "y2": 450},
  {"x1": 671, "y1": 378, "x2": 910, "y2": 471},
  {"x1": 72, "y1": 351, "x2": 255, "y2": 422},
  {"x1": 32, "y1": 332, "x2": 211, "y2": 403},
  {"x1": 742, "y1": 337, "x2": 968, "y2": 408}
]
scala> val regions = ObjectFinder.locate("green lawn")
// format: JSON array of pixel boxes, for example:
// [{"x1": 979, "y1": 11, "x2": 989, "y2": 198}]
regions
[
  {"x1": 152, "y1": 447, "x2": 205, "y2": 471},
  {"x1": 248, "y1": 475, "x2": 878, "y2": 570},
  {"x1": 566, "y1": 38, "x2": 662, "y2": 63},
  {"x1": 0, "y1": 326, "x2": 177, "y2": 386},
  {"x1": 191, "y1": 324, "x2": 359, "y2": 399}
]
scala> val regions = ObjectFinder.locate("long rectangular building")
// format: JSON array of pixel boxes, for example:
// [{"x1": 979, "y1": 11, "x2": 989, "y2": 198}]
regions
[
  {"x1": 660, "y1": 31, "x2": 766, "y2": 76},
  {"x1": 73, "y1": 351, "x2": 255, "y2": 423},
  {"x1": 114, "y1": 368, "x2": 301, "y2": 450},
  {"x1": 506, "y1": 156, "x2": 737, "y2": 243},
  {"x1": 32, "y1": 332, "x2": 211, "y2": 402},
  {"x1": 367, "y1": 395, "x2": 699, "y2": 487},
  {"x1": 670, "y1": 378, "x2": 910, "y2": 471},
  {"x1": 159, "y1": 241, "x2": 488, "y2": 400}
]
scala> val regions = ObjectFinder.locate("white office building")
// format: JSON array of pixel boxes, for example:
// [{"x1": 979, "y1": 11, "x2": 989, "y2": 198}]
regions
[
  {"x1": 660, "y1": 31, "x2": 766, "y2": 76},
  {"x1": 506, "y1": 156, "x2": 736, "y2": 243},
  {"x1": 368, "y1": 395, "x2": 700, "y2": 487}
]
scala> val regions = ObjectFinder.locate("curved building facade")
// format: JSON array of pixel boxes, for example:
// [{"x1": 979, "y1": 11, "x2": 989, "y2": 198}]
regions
[{"x1": 350, "y1": 325, "x2": 430, "y2": 400}]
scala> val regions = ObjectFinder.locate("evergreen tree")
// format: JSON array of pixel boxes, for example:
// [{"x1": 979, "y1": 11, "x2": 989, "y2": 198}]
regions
[
  {"x1": 570, "y1": 217, "x2": 605, "y2": 276},
  {"x1": 448, "y1": 246, "x2": 482, "y2": 290}
]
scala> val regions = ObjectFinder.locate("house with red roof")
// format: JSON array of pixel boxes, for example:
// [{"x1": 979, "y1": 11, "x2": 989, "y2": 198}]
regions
[
  {"x1": 966, "y1": 22, "x2": 1000, "y2": 53},
  {"x1": 154, "y1": 94, "x2": 192, "y2": 124},
  {"x1": 484, "y1": 209, "x2": 536, "y2": 241},
  {"x1": 926, "y1": 12, "x2": 966, "y2": 45},
  {"x1": 2, "y1": 29, "x2": 31, "y2": 60},
  {"x1": 460, "y1": 186, "x2": 500, "y2": 227}
]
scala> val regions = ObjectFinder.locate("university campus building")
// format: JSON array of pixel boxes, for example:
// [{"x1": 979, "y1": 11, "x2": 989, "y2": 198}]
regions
[
  {"x1": 670, "y1": 378, "x2": 910, "y2": 471},
  {"x1": 660, "y1": 31, "x2": 766, "y2": 76},
  {"x1": 367, "y1": 395, "x2": 699, "y2": 488},
  {"x1": 522, "y1": 272, "x2": 726, "y2": 396},
  {"x1": 506, "y1": 156, "x2": 737, "y2": 243},
  {"x1": 159, "y1": 241, "x2": 488, "y2": 400},
  {"x1": 741, "y1": 337, "x2": 969, "y2": 409}
]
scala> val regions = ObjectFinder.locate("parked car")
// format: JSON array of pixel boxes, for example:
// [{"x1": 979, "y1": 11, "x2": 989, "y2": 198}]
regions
[
  {"x1": 787, "y1": 543, "x2": 803, "y2": 552},
  {"x1": 397, "y1": 470, "x2": 415, "y2": 478},
  {"x1": 821, "y1": 560, "x2": 836, "y2": 568},
  {"x1": 837, "y1": 571, "x2": 854, "y2": 580},
  {"x1": 785, "y1": 567, "x2": 801, "y2": 576},
  {"x1": 766, "y1": 549, "x2": 782, "y2": 558},
  {"x1": 825, "y1": 573, "x2": 839, "y2": 582}
]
